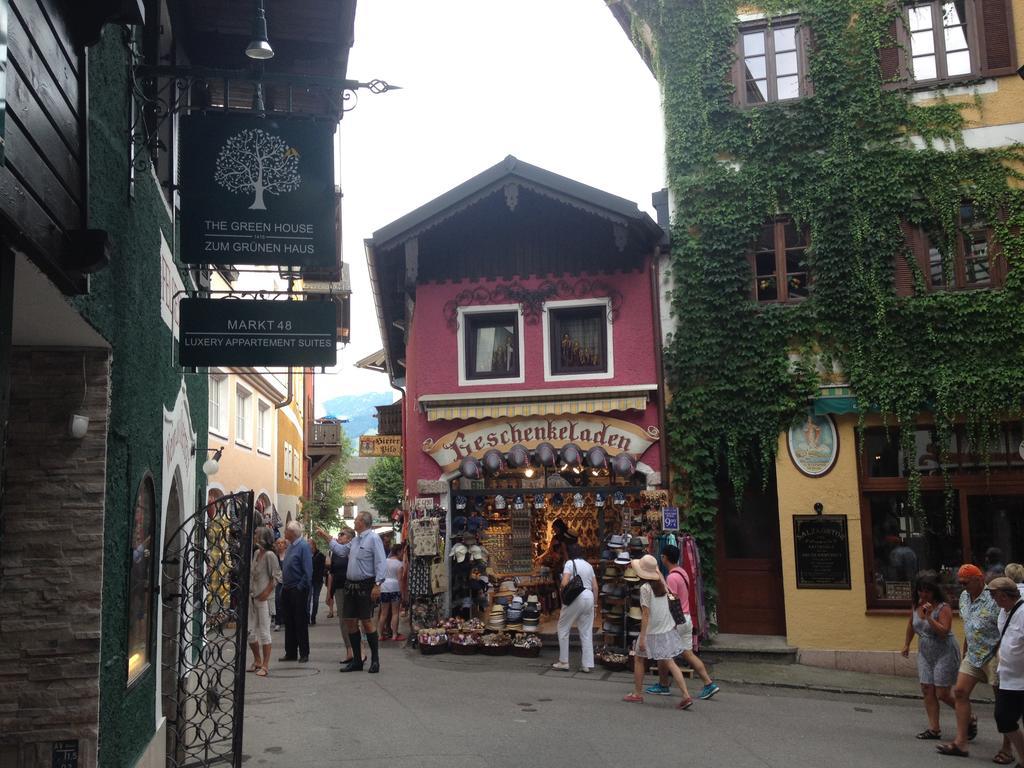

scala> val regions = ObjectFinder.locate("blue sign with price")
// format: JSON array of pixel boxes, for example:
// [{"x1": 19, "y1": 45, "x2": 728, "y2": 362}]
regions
[{"x1": 662, "y1": 507, "x2": 679, "y2": 531}]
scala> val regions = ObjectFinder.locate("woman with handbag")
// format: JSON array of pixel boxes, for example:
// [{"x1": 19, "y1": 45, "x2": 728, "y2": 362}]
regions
[
  {"x1": 551, "y1": 541, "x2": 598, "y2": 672},
  {"x1": 623, "y1": 554, "x2": 694, "y2": 709},
  {"x1": 646, "y1": 544, "x2": 719, "y2": 699}
]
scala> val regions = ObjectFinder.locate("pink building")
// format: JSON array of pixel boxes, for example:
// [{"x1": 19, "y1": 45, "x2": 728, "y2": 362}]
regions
[{"x1": 367, "y1": 157, "x2": 667, "y2": 622}]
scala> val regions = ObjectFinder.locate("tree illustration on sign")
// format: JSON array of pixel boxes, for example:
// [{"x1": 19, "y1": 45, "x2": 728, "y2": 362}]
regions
[{"x1": 214, "y1": 128, "x2": 301, "y2": 211}]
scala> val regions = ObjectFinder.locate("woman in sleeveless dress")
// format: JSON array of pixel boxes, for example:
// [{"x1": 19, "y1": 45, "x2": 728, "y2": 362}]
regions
[{"x1": 902, "y1": 570, "x2": 960, "y2": 739}]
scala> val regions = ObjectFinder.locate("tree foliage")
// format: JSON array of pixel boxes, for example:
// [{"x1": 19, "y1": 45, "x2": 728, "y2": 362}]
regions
[
  {"x1": 301, "y1": 434, "x2": 353, "y2": 546},
  {"x1": 366, "y1": 456, "x2": 404, "y2": 522},
  {"x1": 627, "y1": 0, "x2": 1024, "y2": 616}
]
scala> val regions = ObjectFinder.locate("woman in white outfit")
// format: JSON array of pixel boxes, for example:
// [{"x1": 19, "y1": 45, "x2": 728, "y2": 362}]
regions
[
  {"x1": 552, "y1": 542, "x2": 598, "y2": 672},
  {"x1": 247, "y1": 526, "x2": 282, "y2": 676}
]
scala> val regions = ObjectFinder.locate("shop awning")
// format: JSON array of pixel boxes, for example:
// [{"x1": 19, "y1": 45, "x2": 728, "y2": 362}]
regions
[
  {"x1": 814, "y1": 386, "x2": 859, "y2": 416},
  {"x1": 424, "y1": 394, "x2": 649, "y2": 422}
]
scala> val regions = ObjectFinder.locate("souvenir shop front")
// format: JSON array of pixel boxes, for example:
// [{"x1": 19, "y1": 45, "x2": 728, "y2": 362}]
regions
[{"x1": 403, "y1": 409, "x2": 706, "y2": 658}]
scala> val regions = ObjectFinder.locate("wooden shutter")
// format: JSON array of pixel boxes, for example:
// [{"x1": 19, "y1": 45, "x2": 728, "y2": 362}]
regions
[
  {"x1": 894, "y1": 222, "x2": 918, "y2": 297},
  {"x1": 879, "y1": 19, "x2": 903, "y2": 83},
  {"x1": 977, "y1": 0, "x2": 1017, "y2": 76}
]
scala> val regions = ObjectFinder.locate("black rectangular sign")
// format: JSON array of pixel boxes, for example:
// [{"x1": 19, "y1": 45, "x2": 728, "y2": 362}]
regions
[
  {"x1": 52, "y1": 740, "x2": 78, "y2": 768},
  {"x1": 179, "y1": 298, "x2": 337, "y2": 367},
  {"x1": 181, "y1": 113, "x2": 336, "y2": 267},
  {"x1": 793, "y1": 514, "x2": 852, "y2": 589}
]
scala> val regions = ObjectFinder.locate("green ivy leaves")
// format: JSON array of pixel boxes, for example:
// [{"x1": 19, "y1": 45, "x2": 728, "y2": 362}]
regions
[{"x1": 630, "y1": 0, "x2": 1024, "y2": 620}]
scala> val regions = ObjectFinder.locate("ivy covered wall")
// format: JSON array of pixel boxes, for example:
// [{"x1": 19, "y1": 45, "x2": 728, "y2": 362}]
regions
[{"x1": 623, "y1": 0, "x2": 1024, "y2": 612}]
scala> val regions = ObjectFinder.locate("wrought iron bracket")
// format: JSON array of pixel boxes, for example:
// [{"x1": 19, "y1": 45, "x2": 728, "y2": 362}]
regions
[{"x1": 128, "y1": 60, "x2": 400, "y2": 173}]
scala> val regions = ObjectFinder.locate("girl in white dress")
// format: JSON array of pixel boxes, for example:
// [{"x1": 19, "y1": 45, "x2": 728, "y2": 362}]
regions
[{"x1": 622, "y1": 554, "x2": 694, "y2": 709}]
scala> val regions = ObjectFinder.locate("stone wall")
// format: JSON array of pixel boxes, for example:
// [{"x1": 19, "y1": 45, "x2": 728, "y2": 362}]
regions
[{"x1": 0, "y1": 349, "x2": 110, "y2": 768}]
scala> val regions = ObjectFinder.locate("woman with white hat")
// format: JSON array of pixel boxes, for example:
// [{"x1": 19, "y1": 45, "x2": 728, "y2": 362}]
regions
[{"x1": 622, "y1": 554, "x2": 694, "y2": 709}]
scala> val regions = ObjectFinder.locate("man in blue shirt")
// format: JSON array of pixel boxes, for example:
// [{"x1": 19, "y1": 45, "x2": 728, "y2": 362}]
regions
[
  {"x1": 279, "y1": 520, "x2": 313, "y2": 663},
  {"x1": 319, "y1": 510, "x2": 387, "y2": 673}
]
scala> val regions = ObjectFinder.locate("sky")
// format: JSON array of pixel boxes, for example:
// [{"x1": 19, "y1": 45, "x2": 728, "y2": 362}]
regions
[{"x1": 314, "y1": 0, "x2": 666, "y2": 415}]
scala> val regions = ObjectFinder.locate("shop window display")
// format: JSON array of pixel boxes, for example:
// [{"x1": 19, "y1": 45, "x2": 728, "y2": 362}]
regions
[
  {"x1": 548, "y1": 304, "x2": 608, "y2": 375},
  {"x1": 868, "y1": 492, "x2": 962, "y2": 602},
  {"x1": 859, "y1": 420, "x2": 1024, "y2": 607}
]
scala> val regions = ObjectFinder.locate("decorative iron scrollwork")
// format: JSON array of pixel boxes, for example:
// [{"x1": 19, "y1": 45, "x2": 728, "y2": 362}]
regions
[
  {"x1": 162, "y1": 491, "x2": 254, "y2": 768},
  {"x1": 442, "y1": 278, "x2": 624, "y2": 330}
]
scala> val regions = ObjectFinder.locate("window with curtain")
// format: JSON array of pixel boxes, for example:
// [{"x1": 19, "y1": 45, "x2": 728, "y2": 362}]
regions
[
  {"x1": 464, "y1": 311, "x2": 520, "y2": 380},
  {"x1": 549, "y1": 304, "x2": 608, "y2": 375},
  {"x1": 236, "y1": 387, "x2": 251, "y2": 446},
  {"x1": 209, "y1": 375, "x2": 227, "y2": 434}
]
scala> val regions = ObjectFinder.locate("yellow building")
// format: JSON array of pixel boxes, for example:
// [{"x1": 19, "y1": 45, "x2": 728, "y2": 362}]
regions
[
  {"x1": 610, "y1": 0, "x2": 1024, "y2": 673},
  {"x1": 205, "y1": 368, "x2": 287, "y2": 520},
  {"x1": 276, "y1": 368, "x2": 306, "y2": 523}
]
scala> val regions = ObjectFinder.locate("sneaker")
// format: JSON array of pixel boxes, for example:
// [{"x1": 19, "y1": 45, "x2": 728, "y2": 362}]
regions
[
  {"x1": 550, "y1": 661, "x2": 570, "y2": 671},
  {"x1": 645, "y1": 683, "x2": 672, "y2": 696},
  {"x1": 698, "y1": 682, "x2": 720, "y2": 700},
  {"x1": 579, "y1": 667, "x2": 593, "y2": 673}
]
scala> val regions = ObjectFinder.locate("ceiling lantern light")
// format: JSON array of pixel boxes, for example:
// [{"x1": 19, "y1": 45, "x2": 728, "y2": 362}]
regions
[{"x1": 245, "y1": 0, "x2": 275, "y2": 60}]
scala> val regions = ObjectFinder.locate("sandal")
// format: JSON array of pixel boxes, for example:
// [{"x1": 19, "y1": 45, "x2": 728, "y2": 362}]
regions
[
  {"x1": 255, "y1": 667, "x2": 268, "y2": 677},
  {"x1": 917, "y1": 729, "x2": 942, "y2": 740},
  {"x1": 991, "y1": 751, "x2": 1014, "y2": 765},
  {"x1": 246, "y1": 664, "x2": 260, "y2": 673},
  {"x1": 937, "y1": 744, "x2": 969, "y2": 757},
  {"x1": 968, "y1": 715, "x2": 978, "y2": 741},
  {"x1": 622, "y1": 693, "x2": 643, "y2": 703}
]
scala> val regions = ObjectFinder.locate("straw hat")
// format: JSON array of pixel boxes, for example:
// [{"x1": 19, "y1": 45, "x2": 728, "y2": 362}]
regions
[
  {"x1": 628, "y1": 605, "x2": 643, "y2": 621},
  {"x1": 622, "y1": 566, "x2": 640, "y2": 582},
  {"x1": 631, "y1": 554, "x2": 662, "y2": 581}
]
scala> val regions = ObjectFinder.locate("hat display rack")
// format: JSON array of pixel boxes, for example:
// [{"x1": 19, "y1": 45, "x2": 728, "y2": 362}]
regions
[{"x1": 598, "y1": 531, "x2": 647, "y2": 656}]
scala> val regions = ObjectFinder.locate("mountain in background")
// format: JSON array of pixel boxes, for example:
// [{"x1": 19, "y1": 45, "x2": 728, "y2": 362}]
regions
[{"x1": 322, "y1": 391, "x2": 394, "y2": 441}]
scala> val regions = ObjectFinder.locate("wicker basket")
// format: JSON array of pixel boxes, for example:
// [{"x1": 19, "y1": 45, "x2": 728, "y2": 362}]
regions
[
  {"x1": 419, "y1": 642, "x2": 448, "y2": 655},
  {"x1": 449, "y1": 642, "x2": 479, "y2": 655},
  {"x1": 479, "y1": 643, "x2": 511, "y2": 657},
  {"x1": 510, "y1": 645, "x2": 541, "y2": 658}
]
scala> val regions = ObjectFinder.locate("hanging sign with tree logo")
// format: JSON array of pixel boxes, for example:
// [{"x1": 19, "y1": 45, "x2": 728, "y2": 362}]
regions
[{"x1": 181, "y1": 114, "x2": 336, "y2": 267}]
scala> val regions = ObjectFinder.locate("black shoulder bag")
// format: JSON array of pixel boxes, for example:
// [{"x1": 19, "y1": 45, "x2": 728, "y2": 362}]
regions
[{"x1": 561, "y1": 560, "x2": 585, "y2": 606}]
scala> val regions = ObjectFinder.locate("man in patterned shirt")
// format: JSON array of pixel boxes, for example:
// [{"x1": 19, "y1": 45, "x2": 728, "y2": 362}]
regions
[{"x1": 938, "y1": 564, "x2": 1000, "y2": 758}]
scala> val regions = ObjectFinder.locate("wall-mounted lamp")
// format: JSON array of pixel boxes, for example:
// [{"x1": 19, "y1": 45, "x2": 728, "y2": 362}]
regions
[
  {"x1": 68, "y1": 414, "x2": 89, "y2": 439},
  {"x1": 245, "y1": 0, "x2": 275, "y2": 60},
  {"x1": 193, "y1": 446, "x2": 225, "y2": 477}
]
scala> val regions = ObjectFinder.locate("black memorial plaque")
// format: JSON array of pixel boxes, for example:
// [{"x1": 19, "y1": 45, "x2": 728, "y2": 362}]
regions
[
  {"x1": 179, "y1": 298, "x2": 337, "y2": 368},
  {"x1": 181, "y1": 113, "x2": 336, "y2": 267},
  {"x1": 793, "y1": 514, "x2": 851, "y2": 589}
]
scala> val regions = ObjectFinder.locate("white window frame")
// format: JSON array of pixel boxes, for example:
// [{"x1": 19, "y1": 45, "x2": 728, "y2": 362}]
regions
[
  {"x1": 542, "y1": 298, "x2": 615, "y2": 382},
  {"x1": 456, "y1": 303, "x2": 526, "y2": 387},
  {"x1": 292, "y1": 449, "x2": 300, "y2": 485},
  {"x1": 209, "y1": 373, "x2": 229, "y2": 438},
  {"x1": 283, "y1": 442, "x2": 292, "y2": 480},
  {"x1": 235, "y1": 386, "x2": 252, "y2": 448},
  {"x1": 256, "y1": 400, "x2": 272, "y2": 455}
]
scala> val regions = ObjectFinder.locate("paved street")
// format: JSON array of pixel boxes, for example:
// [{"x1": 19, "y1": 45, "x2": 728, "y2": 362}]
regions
[{"x1": 241, "y1": 620, "x2": 1003, "y2": 768}]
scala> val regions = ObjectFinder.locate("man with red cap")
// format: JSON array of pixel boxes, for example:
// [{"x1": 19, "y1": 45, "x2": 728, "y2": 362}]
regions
[{"x1": 938, "y1": 564, "x2": 1002, "y2": 759}]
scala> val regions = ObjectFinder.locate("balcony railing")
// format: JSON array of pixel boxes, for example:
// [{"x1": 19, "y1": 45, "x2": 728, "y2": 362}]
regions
[{"x1": 307, "y1": 419, "x2": 345, "y2": 456}]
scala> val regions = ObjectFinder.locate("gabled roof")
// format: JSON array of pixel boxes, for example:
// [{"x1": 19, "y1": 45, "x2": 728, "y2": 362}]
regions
[{"x1": 369, "y1": 155, "x2": 663, "y2": 250}]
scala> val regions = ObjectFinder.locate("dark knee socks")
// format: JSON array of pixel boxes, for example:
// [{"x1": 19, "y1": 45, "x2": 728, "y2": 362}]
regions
[
  {"x1": 366, "y1": 631, "x2": 379, "y2": 663},
  {"x1": 348, "y1": 631, "x2": 362, "y2": 662}
]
